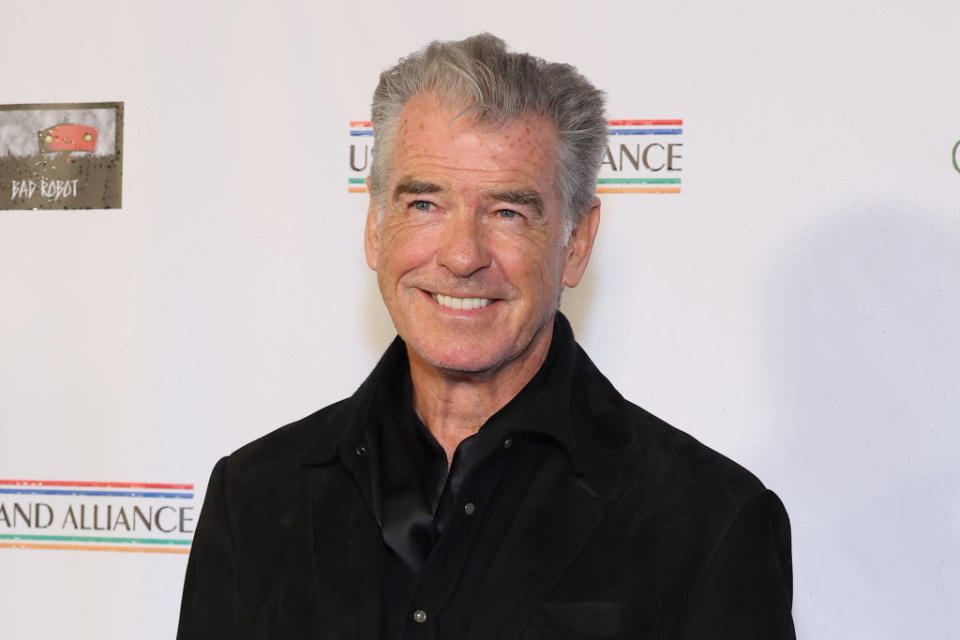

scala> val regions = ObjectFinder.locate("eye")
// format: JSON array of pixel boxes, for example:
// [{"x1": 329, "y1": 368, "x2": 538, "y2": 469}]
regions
[
  {"x1": 411, "y1": 200, "x2": 435, "y2": 212},
  {"x1": 497, "y1": 209, "x2": 520, "y2": 219}
]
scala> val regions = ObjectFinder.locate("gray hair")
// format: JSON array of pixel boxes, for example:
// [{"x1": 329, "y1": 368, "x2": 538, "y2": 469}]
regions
[{"x1": 369, "y1": 33, "x2": 607, "y2": 236}]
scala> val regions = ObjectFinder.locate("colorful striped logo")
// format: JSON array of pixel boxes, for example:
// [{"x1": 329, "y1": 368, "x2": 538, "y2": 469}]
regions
[
  {"x1": 348, "y1": 120, "x2": 373, "y2": 193},
  {"x1": 599, "y1": 120, "x2": 683, "y2": 194},
  {"x1": 0, "y1": 479, "x2": 195, "y2": 554},
  {"x1": 347, "y1": 119, "x2": 683, "y2": 195}
]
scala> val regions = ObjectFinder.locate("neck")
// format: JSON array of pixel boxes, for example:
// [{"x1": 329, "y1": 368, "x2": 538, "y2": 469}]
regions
[{"x1": 407, "y1": 322, "x2": 554, "y2": 466}]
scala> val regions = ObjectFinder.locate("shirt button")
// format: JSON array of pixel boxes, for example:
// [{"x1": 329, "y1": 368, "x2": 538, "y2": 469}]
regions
[
  {"x1": 503, "y1": 438, "x2": 513, "y2": 450},
  {"x1": 354, "y1": 445, "x2": 367, "y2": 457},
  {"x1": 464, "y1": 502, "x2": 476, "y2": 515},
  {"x1": 412, "y1": 609, "x2": 427, "y2": 623}
]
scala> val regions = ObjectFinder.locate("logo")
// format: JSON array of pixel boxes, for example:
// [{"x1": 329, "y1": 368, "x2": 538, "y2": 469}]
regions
[
  {"x1": 599, "y1": 120, "x2": 682, "y2": 194},
  {"x1": 1, "y1": 102, "x2": 123, "y2": 210},
  {"x1": 953, "y1": 139, "x2": 960, "y2": 174},
  {"x1": 0, "y1": 478, "x2": 196, "y2": 554},
  {"x1": 347, "y1": 118, "x2": 683, "y2": 195},
  {"x1": 348, "y1": 120, "x2": 373, "y2": 193},
  {"x1": 38, "y1": 123, "x2": 98, "y2": 158}
]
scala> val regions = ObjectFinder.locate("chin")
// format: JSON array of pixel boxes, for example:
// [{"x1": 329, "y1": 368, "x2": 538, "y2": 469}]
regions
[{"x1": 412, "y1": 341, "x2": 509, "y2": 375}]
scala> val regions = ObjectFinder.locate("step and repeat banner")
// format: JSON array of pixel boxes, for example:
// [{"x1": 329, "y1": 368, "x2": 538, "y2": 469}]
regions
[{"x1": 1, "y1": 1, "x2": 957, "y2": 637}]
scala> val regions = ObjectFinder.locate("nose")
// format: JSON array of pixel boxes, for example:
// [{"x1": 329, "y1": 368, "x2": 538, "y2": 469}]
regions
[{"x1": 436, "y1": 210, "x2": 491, "y2": 277}]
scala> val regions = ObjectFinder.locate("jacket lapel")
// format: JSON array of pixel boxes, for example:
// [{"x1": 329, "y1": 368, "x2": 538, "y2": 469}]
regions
[
  {"x1": 306, "y1": 463, "x2": 382, "y2": 640},
  {"x1": 465, "y1": 451, "x2": 620, "y2": 640},
  {"x1": 296, "y1": 347, "x2": 390, "y2": 639}
]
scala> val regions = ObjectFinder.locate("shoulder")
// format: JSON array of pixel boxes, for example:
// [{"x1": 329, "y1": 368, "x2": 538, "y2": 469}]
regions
[
  {"x1": 210, "y1": 338, "x2": 399, "y2": 490},
  {"x1": 589, "y1": 396, "x2": 791, "y2": 581},
  {"x1": 630, "y1": 401, "x2": 762, "y2": 494},
  {"x1": 562, "y1": 344, "x2": 793, "y2": 632},
  {"x1": 191, "y1": 397, "x2": 362, "y2": 530},
  {"x1": 609, "y1": 398, "x2": 767, "y2": 512},
  {"x1": 570, "y1": 346, "x2": 770, "y2": 527},
  {"x1": 571, "y1": 344, "x2": 765, "y2": 507},
  {"x1": 217, "y1": 397, "x2": 354, "y2": 486},
  {"x1": 587, "y1": 395, "x2": 791, "y2": 580}
]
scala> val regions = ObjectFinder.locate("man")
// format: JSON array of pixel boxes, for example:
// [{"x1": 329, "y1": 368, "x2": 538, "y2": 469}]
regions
[{"x1": 178, "y1": 34, "x2": 795, "y2": 639}]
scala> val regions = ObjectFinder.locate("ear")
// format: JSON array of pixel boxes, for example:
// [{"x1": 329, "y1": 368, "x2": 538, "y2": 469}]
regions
[
  {"x1": 363, "y1": 190, "x2": 381, "y2": 271},
  {"x1": 561, "y1": 198, "x2": 601, "y2": 288}
]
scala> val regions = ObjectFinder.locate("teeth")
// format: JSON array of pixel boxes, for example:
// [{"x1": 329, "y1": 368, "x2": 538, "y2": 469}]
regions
[{"x1": 432, "y1": 294, "x2": 492, "y2": 310}]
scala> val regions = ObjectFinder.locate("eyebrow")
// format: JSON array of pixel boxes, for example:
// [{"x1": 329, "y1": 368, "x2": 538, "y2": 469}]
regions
[
  {"x1": 393, "y1": 179, "x2": 444, "y2": 201},
  {"x1": 391, "y1": 180, "x2": 545, "y2": 217},
  {"x1": 484, "y1": 189, "x2": 544, "y2": 217}
]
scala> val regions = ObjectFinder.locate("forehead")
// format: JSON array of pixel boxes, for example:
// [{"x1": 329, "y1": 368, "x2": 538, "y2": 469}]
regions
[{"x1": 388, "y1": 94, "x2": 558, "y2": 192}]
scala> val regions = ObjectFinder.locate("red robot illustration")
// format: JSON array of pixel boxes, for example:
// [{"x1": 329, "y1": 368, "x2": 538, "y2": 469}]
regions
[{"x1": 38, "y1": 123, "x2": 98, "y2": 162}]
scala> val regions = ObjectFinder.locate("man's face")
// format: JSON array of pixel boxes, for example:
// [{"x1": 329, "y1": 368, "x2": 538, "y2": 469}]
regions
[{"x1": 365, "y1": 93, "x2": 599, "y2": 377}]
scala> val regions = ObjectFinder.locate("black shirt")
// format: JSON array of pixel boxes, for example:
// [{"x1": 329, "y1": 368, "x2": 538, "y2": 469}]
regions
[{"x1": 367, "y1": 314, "x2": 580, "y2": 639}]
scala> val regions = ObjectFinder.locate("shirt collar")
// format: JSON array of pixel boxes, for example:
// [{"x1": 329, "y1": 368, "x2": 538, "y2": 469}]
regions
[
  {"x1": 300, "y1": 312, "x2": 590, "y2": 475},
  {"x1": 477, "y1": 313, "x2": 585, "y2": 474}
]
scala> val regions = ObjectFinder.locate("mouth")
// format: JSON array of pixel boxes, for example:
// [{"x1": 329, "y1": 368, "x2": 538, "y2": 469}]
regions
[{"x1": 429, "y1": 292, "x2": 494, "y2": 311}]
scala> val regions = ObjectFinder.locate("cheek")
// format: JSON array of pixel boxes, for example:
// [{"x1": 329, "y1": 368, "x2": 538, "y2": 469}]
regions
[
  {"x1": 497, "y1": 240, "x2": 565, "y2": 296},
  {"x1": 379, "y1": 226, "x2": 440, "y2": 277}
]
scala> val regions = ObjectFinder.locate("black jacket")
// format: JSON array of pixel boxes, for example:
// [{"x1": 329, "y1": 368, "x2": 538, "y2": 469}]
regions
[{"x1": 178, "y1": 315, "x2": 795, "y2": 639}]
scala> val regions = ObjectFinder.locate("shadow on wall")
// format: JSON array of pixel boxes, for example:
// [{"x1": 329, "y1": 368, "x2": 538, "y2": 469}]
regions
[{"x1": 769, "y1": 207, "x2": 959, "y2": 638}]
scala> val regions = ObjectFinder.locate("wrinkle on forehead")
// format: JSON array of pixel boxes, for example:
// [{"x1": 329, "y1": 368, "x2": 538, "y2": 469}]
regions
[{"x1": 391, "y1": 94, "x2": 559, "y2": 193}]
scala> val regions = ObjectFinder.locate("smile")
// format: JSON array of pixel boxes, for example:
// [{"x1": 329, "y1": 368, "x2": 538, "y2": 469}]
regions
[{"x1": 431, "y1": 293, "x2": 492, "y2": 310}]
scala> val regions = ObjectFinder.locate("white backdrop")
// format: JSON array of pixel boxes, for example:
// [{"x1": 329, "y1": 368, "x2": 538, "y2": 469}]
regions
[{"x1": 1, "y1": 0, "x2": 958, "y2": 637}]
